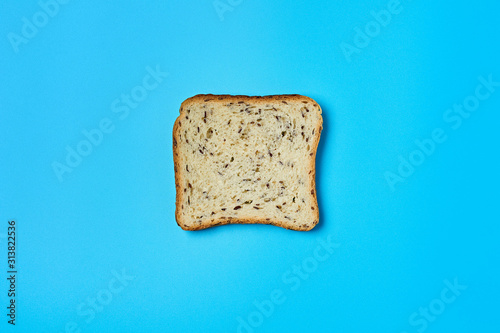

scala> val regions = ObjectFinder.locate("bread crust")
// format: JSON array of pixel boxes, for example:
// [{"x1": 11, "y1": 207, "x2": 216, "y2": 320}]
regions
[{"x1": 173, "y1": 94, "x2": 322, "y2": 231}]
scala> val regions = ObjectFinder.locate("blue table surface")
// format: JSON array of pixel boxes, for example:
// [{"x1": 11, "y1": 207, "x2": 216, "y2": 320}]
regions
[{"x1": 1, "y1": 1, "x2": 499, "y2": 332}]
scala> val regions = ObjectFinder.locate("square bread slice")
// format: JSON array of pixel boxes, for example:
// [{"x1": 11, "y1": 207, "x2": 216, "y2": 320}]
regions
[{"x1": 173, "y1": 94, "x2": 323, "y2": 231}]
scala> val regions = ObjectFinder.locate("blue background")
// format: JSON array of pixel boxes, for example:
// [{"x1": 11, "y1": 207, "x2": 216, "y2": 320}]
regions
[{"x1": 1, "y1": 0, "x2": 499, "y2": 332}]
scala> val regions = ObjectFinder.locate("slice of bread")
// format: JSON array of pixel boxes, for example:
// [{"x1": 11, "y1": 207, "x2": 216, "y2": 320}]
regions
[{"x1": 173, "y1": 94, "x2": 323, "y2": 231}]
